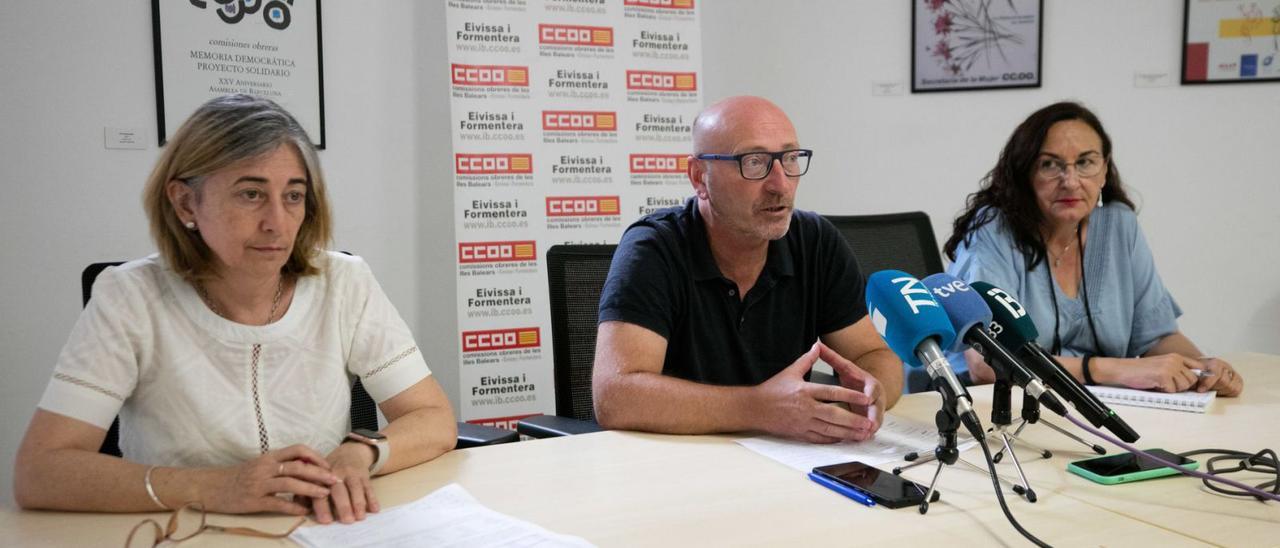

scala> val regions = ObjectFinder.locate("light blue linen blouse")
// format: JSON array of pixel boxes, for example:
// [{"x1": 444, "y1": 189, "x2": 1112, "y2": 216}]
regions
[{"x1": 945, "y1": 203, "x2": 1182, "y2": 374}]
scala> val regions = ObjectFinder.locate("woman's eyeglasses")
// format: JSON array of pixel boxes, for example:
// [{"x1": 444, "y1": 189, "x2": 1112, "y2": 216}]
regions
[
  {"x1": 125, "y1": 502, "x2": 305, "y2": 547},
  {"x1": 1035, "y1": 153, "x2": 1105, "y2": 180}
]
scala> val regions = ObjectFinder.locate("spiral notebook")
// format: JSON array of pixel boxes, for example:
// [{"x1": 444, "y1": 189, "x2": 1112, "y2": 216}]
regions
[{"x1": 1086, "y1": 386, "x2": 1216, "y2": 413}]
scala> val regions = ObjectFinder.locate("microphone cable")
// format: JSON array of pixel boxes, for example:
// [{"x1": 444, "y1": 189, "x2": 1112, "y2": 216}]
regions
[
  {"x1": 1178, "y1": 448, "x2": 1277, "y2": 501},
  {"x1": 974, "y1": 434, "x2": 1052, "y2": 548},
  {"x1": 1063, "y1": 414, "x2": 1280, "y2": 503}
]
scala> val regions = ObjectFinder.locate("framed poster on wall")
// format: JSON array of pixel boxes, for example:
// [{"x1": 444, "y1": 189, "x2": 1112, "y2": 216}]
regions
[
  {"x1": 911, "y1": 0, "x2": 1043, "y2": 92},
  {"x1": 152, "y1": 0, "x2": 325, "y2": 147},
  {"x1": 1182, "y1": 0, "x2": 1280, "y2": 84}
]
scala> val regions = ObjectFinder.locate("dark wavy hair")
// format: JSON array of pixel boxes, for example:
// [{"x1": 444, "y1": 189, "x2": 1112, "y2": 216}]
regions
[{"x1": 943, "y1": 101, "x2": 1136, "y2": 268}]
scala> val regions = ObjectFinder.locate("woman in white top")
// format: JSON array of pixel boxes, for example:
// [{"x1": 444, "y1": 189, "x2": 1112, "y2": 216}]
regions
[{"x1": 14, "y1": 95, "x2": 457, "y2": 524}]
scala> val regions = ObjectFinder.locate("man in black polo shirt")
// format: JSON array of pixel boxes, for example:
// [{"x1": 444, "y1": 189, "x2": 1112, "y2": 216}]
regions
[{"x1": 593, "y1": 96, "x2": 904, "y2": 443}]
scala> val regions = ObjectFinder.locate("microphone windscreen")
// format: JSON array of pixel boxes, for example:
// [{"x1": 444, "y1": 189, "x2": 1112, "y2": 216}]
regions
[
  {"x1": 921, "y1": 273, "x2": 992, "y2": 353},
  {"x1": 865, "y1": 270, "x2": 956, "y2": 367},
  {"x1": 969, "y1": 281, "x2": 1040, "y2": 350}
]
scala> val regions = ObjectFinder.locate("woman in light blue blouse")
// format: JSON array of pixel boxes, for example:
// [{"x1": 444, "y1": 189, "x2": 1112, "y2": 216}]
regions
[{"x1": 943, "y1": 102, "x2": 1242, "y2": 396}]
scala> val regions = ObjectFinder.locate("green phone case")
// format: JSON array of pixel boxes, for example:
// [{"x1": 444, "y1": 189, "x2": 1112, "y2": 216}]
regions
[{"x1": 1066, "y1": 450, "x2": 1199, "y2": 485}]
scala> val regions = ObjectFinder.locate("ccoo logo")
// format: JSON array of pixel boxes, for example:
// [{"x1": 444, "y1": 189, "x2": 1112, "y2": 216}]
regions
[
  {"x1": 629, "y1": 154, "x2": 689, "y2": 173},
  {"x1": 451, "y1": 63, "x2": 529, "y2": 86},
  {"x1": 546, "y1": 196, "x2": 621, "y2": 217},
  {"x1": 455, "y1": 153, "x2": 533, "y2": 175},
  {"x1": 538, "y1": 24, "x2": 613, "y2": 46},
  {"x1": 462, "y1": 327, "x2": 541, "y2": 352},
  {"x1": 458, "y1": 241, "x2": 537, "y2": 264},
  {"x1": 542, "y1": 110, "x2": 617, "y2": 131},
  {"x1": 626, "y1": 70, "x2": 697, "y2": 91}
]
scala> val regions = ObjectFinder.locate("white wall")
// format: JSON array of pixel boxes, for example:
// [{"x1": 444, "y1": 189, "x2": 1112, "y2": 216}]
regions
[
  {"x1": 2, "y1": 0, "x2": 1276, "y2": 508},
  {"x1": 700, "y1": 0, "x2": 1280, "y2": 355},
  {"x1": 415, "y1": 1, "x2": 463, "y2": 430}
]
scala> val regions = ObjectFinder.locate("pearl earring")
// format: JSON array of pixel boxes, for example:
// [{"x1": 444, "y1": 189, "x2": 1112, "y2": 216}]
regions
[{"x1": 185, "y1": 221, "x2": 197, "y2": 231}]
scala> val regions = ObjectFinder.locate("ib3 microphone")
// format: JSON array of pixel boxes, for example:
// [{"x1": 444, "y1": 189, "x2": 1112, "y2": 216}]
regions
[{"x1": 970, "y1": 281, "x2": 1140, "y2": 443}]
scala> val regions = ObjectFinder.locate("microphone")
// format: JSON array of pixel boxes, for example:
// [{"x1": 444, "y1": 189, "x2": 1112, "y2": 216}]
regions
[
  {"x1": 920, "y1": 274, "x2": 1068, "y2": 417},
  {"x1": 865, "y1": 270, "x2": 983, "y2": 440},
  {"x1": 969, "y1": 281, "x2": 1140, "y2": 443}
]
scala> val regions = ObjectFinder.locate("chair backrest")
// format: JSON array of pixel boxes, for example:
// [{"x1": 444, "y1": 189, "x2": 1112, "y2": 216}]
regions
[
  {"x1": 82, "y1": 262, "x2": 125, "y2": 456},
  {"x1": 335, "y1": 251, "x2": 379, "y2": 431},
  {"x1": 820, "y1": 213, "x2": 945, "y2": 394},
  {"x1": 822, "y1": 212, "x2": 944, "y2": 280},
  {"x1": 81, "y1": 261, "x2": 378, "y2": 457},
  {"x1": 545, "y1": 244, "x2": 617, "y2": 422}
]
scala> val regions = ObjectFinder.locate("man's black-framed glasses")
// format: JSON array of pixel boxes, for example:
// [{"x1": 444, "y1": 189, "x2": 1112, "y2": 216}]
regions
[{"x1": 695, "y1": 149, "x2": 813, "y2": 180}]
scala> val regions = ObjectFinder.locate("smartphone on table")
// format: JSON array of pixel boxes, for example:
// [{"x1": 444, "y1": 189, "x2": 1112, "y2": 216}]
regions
[
  {"x1": 1066, "y1": 448, "x2": 1198, "y2": 485},
  {"x1": 811, "y1": 461, "x2": 939, "y2": 509}
]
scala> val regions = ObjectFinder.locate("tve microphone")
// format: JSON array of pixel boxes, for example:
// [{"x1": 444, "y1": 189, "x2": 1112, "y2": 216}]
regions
[
  {"x1": 970, "y1": 281, "x2": 1140, "y2": 443},
  {"x1": 865, "y1": 270, "x2": 983, "y2": 439},
  {"x1": 920, "y1": 274, "x2": 1068, "y2": 417}
]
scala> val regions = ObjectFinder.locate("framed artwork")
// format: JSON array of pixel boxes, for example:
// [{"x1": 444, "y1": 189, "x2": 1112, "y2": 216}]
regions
[
  {"x1": 152, "y1": 0, "x2": 326, "y2": 147},
  {"x1": 911, "y1": 0, "x2": 1043, "y2": 93},
  {"x1": 1182, "y1": 0, "x2": 1280, "y2": 84}
]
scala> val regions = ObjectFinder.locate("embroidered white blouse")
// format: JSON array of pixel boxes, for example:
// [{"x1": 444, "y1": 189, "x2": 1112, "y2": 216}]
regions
[{"x1": 38, "y1": 251, "x2": 430, "y2": 467}]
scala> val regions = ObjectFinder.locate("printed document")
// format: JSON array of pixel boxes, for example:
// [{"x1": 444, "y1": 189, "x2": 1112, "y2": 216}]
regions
[
  {"x1": 291, "y1": 483, "x2": 594, "y2": 548},
  {"x1": 735, "y1": 415, "x2": 976, "y2": 472}
]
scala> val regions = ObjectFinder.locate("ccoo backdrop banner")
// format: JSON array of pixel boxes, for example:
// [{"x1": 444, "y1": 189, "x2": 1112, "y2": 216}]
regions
[{"x1": 445, "y1": 0, "x2": 702, "y2": 428}]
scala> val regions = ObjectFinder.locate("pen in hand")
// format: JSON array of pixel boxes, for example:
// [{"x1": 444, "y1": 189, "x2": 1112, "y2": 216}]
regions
[{"x1": 1190, "y1": 356, "x2": 1216, "y2": 378}]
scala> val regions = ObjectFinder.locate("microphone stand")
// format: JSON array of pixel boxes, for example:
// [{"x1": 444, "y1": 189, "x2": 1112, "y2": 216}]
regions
[
  {"x1": 892, "y1": 382, "x2": 962, "y2": 514},
  {"x1": 897, "y1": 377, "x2": 1038, "y2": 505},
  {"x1": 985, "y1": 379, "x2": 1041, "y2": 502},
  {"x1": 892, "y1": 379, "x2": 1053, "y2": 545},
  {"x1": 991, "y1": 381, "x2": 1106, "y2": 461},
  {"x1": 967, "y1": 331, "x2": 1105, "y2": 473}
]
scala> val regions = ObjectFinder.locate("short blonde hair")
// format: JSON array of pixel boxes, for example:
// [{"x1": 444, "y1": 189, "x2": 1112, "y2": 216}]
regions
[{"x1": 143, "y1": 94, "x2": 332, "y2": 281}]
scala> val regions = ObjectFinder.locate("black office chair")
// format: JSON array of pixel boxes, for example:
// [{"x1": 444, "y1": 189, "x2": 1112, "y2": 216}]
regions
[
  {"x1": 821, "y1": 212, "x2": 946, "y2": 393},
  {"x1": 515, "y1": 245, "x2": 614, "y2": 438},
  {"x1": 822, "y1": 211, "x2": 944, "y2": 281},
  {"x1": 82, "y1": 260, "x2": 514, "y2": 456}
]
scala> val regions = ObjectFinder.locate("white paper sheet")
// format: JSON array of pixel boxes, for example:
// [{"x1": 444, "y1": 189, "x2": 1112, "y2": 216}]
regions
[
  {"x1": 290, "y1": 483, "x2": 595, "y2": 548},
  {"x1": 735, "y1": 415, "x2": 977, "y2": 472}
]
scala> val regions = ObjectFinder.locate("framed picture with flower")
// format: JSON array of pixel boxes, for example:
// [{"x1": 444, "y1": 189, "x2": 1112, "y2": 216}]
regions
[
  {"x1": 912, "y1": 0, "x2": 1043, "y2": 92},
  {"x1": 1182, "y1": 0, "x2": 1280, "y2": 84}
]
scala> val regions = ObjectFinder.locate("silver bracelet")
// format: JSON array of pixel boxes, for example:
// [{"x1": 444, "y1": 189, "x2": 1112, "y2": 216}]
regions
[{"x1": 144, "y1": 466, "x2": 169, "y2": 511}]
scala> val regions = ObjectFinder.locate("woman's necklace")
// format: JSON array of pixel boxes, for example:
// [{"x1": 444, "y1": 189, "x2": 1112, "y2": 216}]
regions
[
  {"x1": 196, "y1": 277, "x2": 285, "y2": 325},
  {"x1": 1050, "y1": 240, "x2": 1074, "y2": 268},
  {"x1": 196, "y1": 276, "x2": 286, "y2": 455},
  {"x1": 1048, "y1": 225, "x2": 1081, "y2": 268}
]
